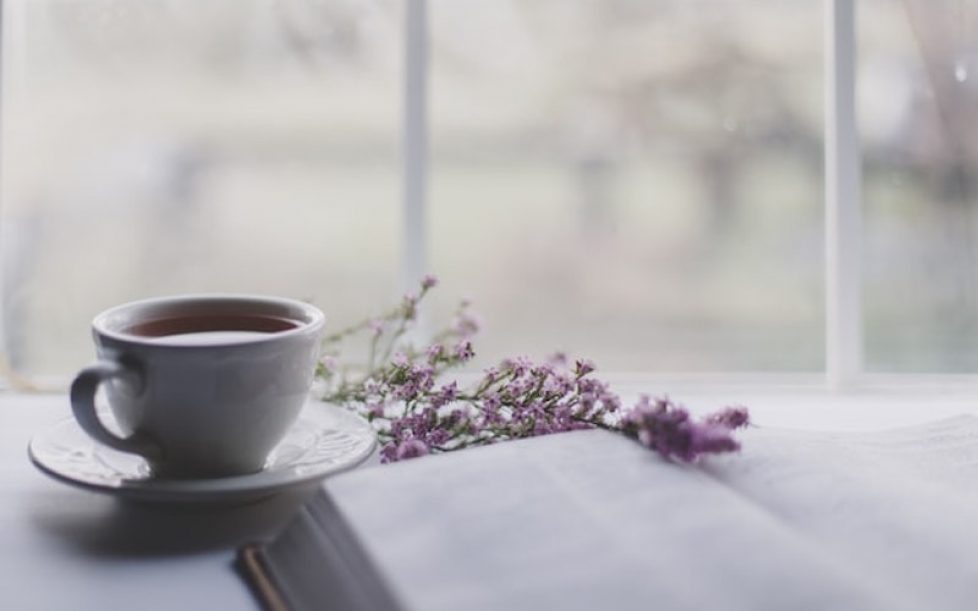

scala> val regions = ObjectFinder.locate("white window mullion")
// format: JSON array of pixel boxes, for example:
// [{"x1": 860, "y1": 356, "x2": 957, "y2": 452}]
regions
[
  {"x1": 825, "y1": 0, "x2": 863, "y2": 389},
  {"x1": 402, "y1": 0, "x2": 428, "y2": 294}
]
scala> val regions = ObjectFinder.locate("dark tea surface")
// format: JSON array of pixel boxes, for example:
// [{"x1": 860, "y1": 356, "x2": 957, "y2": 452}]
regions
[{"x1": 125, "y1": 314, "x2": 299, "y2": 344}]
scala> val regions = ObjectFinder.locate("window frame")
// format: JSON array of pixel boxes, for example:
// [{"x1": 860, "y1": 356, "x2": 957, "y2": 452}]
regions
[{"x1": 825, "y1": 0, "x2": 862, "y2": 388}]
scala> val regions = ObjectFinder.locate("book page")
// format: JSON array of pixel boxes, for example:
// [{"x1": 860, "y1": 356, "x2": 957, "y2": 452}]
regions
[
  {"x1": 703, "y1": 414, "x2": 978, "y2": 610},
  {"x1": 324, "y1": 429, "x2": 922, "y2": 611}
]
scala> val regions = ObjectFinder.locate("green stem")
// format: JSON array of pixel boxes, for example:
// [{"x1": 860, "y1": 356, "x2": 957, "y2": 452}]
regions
[{"x1": 366, "y1": 331, "x2": 381, "y2": 372}]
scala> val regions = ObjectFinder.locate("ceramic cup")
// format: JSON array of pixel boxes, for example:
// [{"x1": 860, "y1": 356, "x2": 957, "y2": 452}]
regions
[{"x1": 69, "y1": 294, "x2": 325, "y2": 478}]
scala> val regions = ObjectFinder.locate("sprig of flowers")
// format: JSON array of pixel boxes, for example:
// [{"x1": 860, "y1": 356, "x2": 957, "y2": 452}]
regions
[{"x1": 316, "y1": 275, "x2": 749, "y2": 463}]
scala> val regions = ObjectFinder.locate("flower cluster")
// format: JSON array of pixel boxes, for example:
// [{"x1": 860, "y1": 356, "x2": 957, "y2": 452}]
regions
[
  {"x1": 317, "y1": 276, "x2": 750, "y2": 464},
  {"x1": 619, "y1": 397, "x2": 749, "y2": 462}
]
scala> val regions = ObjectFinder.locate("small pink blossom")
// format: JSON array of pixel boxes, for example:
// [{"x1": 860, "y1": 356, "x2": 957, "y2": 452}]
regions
[
  {"x1": 368, "y1": 319, "x2": 384, "y2": 336},
  {"x1": 704, "y1": 406, "x2": 751, "y2": 430},
  {"x1": 452, "y1": 310, "x2": 482, "y2": 338},
  {"x1": 620, "y1": 395, "x2": 743, "y2": 463},
  {"x1": 320, "y1": 355, "x2": 338, "y2": 373},
  {"x1": 454, "y1": 340, "x2": 475, "y2": 362},
  {"x1": 574, "y1": 359, "x2": 596, "y2": 376},
  {"x1": 546, "y1": 352, "x2": 569, "y2": 367},
  {"x1": 366, "y1": 402, "x2": 385, "y2": 420},
  {"x1": 426, "y1": 343, "x2": 444, "y2": 363},
  {"x1": 387, "y1": 438, "x2": 430, "y2": 462}
]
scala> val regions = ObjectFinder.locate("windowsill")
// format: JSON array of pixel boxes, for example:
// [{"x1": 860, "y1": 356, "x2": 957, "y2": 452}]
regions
[
  {"x1": 607, "y1": 379, "x2": 978, "y2": 432},
  {"x1": 8, "y1": 372, "x2": 978, "y2": 434}
]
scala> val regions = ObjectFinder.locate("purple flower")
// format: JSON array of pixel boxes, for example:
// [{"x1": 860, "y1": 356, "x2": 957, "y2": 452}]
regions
[
  {"x1": 395, "y1": 438, "x2": 430, "y2": 460},
  {"x1": 452, "y1": 310, "x2": 482, "y2": 338},
  {"x1": 620, "y1": 396, "x2": 743, "y2": 462},
  {"x1": 574, "y1": 359, "x2": 596, "y2": 376},
  {"x1": 482, "y1": 366, "x2": 500, "y2": 385},
  {"x1": 363, "y1": 378, "x2": 382, "y2": 396},
  {"x1": 368, "y1": 318, "x2": 384, "y2": 336},
  {"x1": 430, "y1": 382, "x2": 458, "y2": 408},
  {"x1": 502, "y1": 356, "x2": 533, "y2": 377},
  {"x1": 426, "y1": 343, "x2": 444, "y2": 363},
  {"x1": 366, "y1": 402, "x2": 385, "y2": 419},
  {"x1": 688, "y1": 424, "x2": 741, "y2": 455},
  {"x1": 421, "y1": 274, "x2": 438, "y2": 290},
  {"x1": 319, "y1": 355, "x2": 338, "y2": 374},
  {"x1": 322, "y1": 287, "x2": 750, "y2": 467},
  {"x1": 483, "y1": 393, "x2": 501, "y2": 412},
  {"x1": 601, "y1": 392, "x2": 621, "y2": 412},
  {"x1": 531, "y1": 363, "x2": 555, "y2": 378},
  {"x1": 380, "y1": 443, "x2": 398, "y2": 463},
  {"x1": 543, "y1": 372, "x2": 574, "y2": 396},
  {"x1": 390, "y1": 363, "x2": 435, "y2": 400},
  {"x1": 454, "y1": 340, "x2": 475, "y2": 362},
  {"x1": 546, "y1": 352, "x2": 569, "y2": 367},
  {"x1": 704, "y1": 406, "x2": 751, "y2": 430}
]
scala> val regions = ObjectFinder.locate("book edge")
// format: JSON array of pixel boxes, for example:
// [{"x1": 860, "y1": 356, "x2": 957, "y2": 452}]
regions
[{"x1": 236, "y1": 542, "x2": 293, "y2": 611}]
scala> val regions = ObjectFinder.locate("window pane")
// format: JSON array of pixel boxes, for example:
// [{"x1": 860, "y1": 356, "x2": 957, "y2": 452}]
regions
[
  {"x1": 2, "y1": 0, "x2": 401, "y2": 373},
  {"x1": 428, "y1": 0, "x2": 823, "y2": 371},
  {"x1": 860, "y1": 0, "x2": 978, "y2": 371}
]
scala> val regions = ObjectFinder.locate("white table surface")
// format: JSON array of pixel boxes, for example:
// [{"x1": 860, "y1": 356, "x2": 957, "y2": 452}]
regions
[{"x1": 4, "y1": 386, "x2": 978, "y2": 611}]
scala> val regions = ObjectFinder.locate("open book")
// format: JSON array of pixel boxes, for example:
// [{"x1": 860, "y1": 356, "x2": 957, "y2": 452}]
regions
[{"x1": 239, "y1": 415, "x2": 978, "y2": 611}]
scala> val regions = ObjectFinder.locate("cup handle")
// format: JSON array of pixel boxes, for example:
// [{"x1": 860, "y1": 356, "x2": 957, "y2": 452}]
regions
[{"x1": 70, "y1": 359, "x2": 162, "y2": 461}]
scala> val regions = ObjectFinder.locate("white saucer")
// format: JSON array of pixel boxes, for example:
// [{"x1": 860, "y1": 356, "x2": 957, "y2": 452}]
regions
[{"x1": 28, "y1": 403, "x2": 376, "y2": 504}]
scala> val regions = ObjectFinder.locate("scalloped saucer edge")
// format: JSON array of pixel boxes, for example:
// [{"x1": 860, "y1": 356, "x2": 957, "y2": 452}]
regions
[{"x1": 28, "y1": 403, "x2": 376, "y2": 504}]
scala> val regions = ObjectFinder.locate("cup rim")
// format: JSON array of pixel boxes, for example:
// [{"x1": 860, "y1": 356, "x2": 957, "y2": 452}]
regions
[{"x1": 93, "y1": 293, "x2": 325, "y2": 347}]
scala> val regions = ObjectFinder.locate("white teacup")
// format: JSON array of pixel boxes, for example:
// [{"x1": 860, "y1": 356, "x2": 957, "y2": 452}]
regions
[{"x1": 70, "y1": 294, "x2": 325, "y2": 478}]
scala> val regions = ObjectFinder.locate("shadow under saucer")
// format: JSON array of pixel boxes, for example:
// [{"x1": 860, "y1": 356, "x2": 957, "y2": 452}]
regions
[{"x1": 28, "y1": 483, "x2": 319, "y2": 558}]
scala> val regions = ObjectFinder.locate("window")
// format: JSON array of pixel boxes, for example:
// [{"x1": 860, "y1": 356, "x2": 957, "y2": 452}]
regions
[
  {"x1": 1, "y1": 1, "x2": 974, "y2": 384},
  {"x1": 2, "y1": 1, "x2": 403, "y2": 372},
  {"x1": 426, "y1": 1, "x2": 823, "y2": 373},
  {"x1": 860, "y1": 0, "x2": 978, "y2": 373}
]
